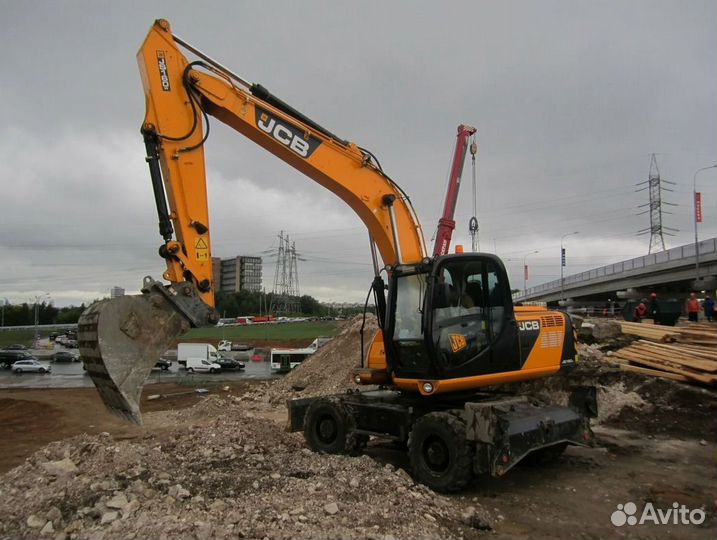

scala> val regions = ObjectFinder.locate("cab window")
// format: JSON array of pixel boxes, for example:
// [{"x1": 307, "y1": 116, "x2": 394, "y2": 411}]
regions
[{"x1": 394, "y1": 273, "x2": 426, "y2": 340}]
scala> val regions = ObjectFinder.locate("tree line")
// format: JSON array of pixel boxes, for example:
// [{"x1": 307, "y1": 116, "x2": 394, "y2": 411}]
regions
[
  {"x1": 215, "y1": 290, "x2": 365, "y2": 318},
  {"x1": 0, "y1": 291, "x2": 366, "y2": 327},
  {"x1": 1, "y1": 302, "x2": 86, "y2": 326}
]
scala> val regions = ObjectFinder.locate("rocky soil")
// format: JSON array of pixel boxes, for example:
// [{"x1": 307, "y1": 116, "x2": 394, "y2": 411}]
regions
[
  {"x1": 246, "y1": 315, "x2": 379, "y2": 404},
  {"x1": 1, "y1": 316, "x2": 715, "y2": 539},
  {"x1": 0, "y1": 394, "x2": 491, "y2": 540}
]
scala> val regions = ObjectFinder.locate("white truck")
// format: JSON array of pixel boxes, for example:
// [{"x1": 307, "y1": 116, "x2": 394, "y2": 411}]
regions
[{"x1": 177, "y1": 343, "x2": 222, "y2": 373}]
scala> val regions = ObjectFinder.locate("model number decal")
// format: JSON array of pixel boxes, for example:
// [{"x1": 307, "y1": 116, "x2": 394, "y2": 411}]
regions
[
  {"x1": 518, "y1": 320, "x2": 540, "y2": 331},
  {"x1": 157, "y1": 51, "x2": 170, "y2": 91},
  {"x1": 255, "y1": 106, "x2": 320, "y2": 158}
]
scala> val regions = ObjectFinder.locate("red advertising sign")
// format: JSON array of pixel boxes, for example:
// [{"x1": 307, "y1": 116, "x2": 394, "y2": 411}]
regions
[
  {"x1": 524, "y1": 264, "x2": 529, "y2": 281},
  {"x1": 695, "y1": 192, "x2": 702, "y2": 223}
]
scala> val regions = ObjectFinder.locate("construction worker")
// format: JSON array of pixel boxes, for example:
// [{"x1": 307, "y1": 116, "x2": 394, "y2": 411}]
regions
[
  {"x1": 703, "y1": 295, "x2": 714, "y2": 323},
  {"x1": 648, "y1": 292, "x2": 660, "y2": 324},
  {"x1": 633, "y1": 300, "x2": 647, "y2": 322},
  {"x1": 686, "y1": 292, "x2": 700, "y2": 323}
]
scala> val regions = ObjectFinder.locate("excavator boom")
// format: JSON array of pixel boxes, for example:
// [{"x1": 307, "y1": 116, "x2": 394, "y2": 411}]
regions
[{"x1": 79, "y1": 19, "x2": 427, "y2": 422}]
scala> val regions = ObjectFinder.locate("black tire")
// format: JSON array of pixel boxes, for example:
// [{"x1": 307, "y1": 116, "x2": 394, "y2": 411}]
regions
[
  {"x1": 187, "y1": 367, "x2": 194, "y2": 373},
  {"x1": 14, "y1": 368, "x2": 22, "y2": 374},
  {"x1": 161, "y1": 365, "x2": 169, "y2": 371},
  {"x1": 209, "y1": 368, "x2": 216, "y2": 374},
  {"x1": 304, "y1": 397, "x2": 359, "y2": 455},
  {"x1": 408, "y1": 412, "x2": 473, "y2": 493},
  {"x1": 38, "y1": 368, "x2": 46, "y2": 374},
  {"x1": 523, "y1": 442, "x2": 568, "y2": 466}
]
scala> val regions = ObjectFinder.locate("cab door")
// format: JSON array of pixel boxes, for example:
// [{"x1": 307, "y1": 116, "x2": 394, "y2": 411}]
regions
[{"x1": 426, "y1": 254, "x2": 521, "y2": 379}]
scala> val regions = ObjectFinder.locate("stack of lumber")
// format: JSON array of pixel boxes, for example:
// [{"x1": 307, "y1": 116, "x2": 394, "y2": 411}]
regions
[{"x1": 611, "y1": 321, "x2": 716, "y2": 386}]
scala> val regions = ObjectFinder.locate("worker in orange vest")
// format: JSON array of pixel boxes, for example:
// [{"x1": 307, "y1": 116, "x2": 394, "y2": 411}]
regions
[{"x1": 686, "y1": 292, "x2": 700, "y2": 323}]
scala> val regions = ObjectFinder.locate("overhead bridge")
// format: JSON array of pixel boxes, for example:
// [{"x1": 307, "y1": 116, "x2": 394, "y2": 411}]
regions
[{"x1": 514, "y1": 238, "x2": 717, "y2": 304}]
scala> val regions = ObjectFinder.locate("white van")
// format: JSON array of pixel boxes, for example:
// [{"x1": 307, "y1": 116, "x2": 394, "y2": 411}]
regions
[
  {"x1": 177, "y1": 343, "x2": 221, "y2": 369},
  {"x1": 186, "y1": 356, "x2": 221, "y2": 373}
]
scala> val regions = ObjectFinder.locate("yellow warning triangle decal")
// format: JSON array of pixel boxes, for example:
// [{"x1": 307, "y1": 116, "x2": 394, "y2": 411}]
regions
[{"x1": 195, "y1": 237, "x2": 208, "y2": 250}]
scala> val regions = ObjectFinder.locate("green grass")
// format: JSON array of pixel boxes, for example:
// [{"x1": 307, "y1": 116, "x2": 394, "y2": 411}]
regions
[
  {"x1": 0, "y1": 321, "x2": 340, "y2": 348},
  {"x1": 0, "y1": 330, "x2": 36, "y2": 348},
  {"x1": 184, "y1": 321, "x2": 340, "y2": 342}
]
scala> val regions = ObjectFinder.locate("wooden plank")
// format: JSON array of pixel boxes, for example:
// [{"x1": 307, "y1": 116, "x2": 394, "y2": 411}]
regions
[
  {"x1": 631, "y1": 342, "x2": 717, "y2": 372},
  {"x1": 616, "y1": 321, "x2": 679, "y2": 342},
  {"x1": 620, "y1": 364, "x2": 691, "y2": 382},
  {"x1": 622, "y1": 345, "x2": 715, "y2": 372},
  {"x1": 624, "y1": 355, "x2": 716, "y2": 385},
  {"x1": 674, "y1": 343, "x2": 717, "y2": 356},
  {"x1": 635, "y1": 340, "x2": 717, "y2": 360}
]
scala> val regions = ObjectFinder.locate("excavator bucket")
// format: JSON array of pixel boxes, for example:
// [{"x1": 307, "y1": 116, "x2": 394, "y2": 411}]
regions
[{"x1": 78, "y1": 294, "x2": 189, "y2": 424}]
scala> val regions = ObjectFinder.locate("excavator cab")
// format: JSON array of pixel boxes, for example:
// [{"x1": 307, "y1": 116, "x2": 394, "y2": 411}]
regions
[{"x1": 386, "y1": 253, "x2": 521, "y2": 385}]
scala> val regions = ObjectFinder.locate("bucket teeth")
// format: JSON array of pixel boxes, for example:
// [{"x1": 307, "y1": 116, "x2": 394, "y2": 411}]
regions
[{"x1": 78, "y1": 293, "x2": 189, "y2": 425}]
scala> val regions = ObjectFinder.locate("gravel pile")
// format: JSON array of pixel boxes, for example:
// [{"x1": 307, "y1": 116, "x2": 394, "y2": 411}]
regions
[
  {"x1": 0, "y1": 395, "x2": 491, "y2": 540},
  {"x1": 247, "y1": 315, "x2": 379, "y2": 404}
]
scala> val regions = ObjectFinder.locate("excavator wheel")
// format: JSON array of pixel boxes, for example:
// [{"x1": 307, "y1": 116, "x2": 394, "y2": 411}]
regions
[
  {"x1": 303, "y1": 397, "x2": 361, "y2": 455},
  {"x1": 408, "y1": 411, "x2": 474, "y2": 493}
]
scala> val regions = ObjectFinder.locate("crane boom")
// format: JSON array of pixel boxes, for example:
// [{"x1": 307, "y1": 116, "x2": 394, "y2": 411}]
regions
[{"x1": 432, "y1": 124, "x2": 476, "y2": 256}]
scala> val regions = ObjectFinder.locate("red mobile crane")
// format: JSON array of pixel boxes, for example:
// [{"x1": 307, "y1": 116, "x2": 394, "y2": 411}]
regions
[{"x1": 432, "y1": 124, "x2": 477, "y2": 256}]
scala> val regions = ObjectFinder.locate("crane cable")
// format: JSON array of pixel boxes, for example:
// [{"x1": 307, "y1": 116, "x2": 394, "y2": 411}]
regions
[{"x1": 468, "y1": 135, "x2": 479, "y2": 252}]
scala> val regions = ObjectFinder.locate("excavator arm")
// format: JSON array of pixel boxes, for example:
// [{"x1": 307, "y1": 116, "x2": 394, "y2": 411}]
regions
[
  {"x1": 79, "y1": 19, "x2": 427, "y2": 423},
  {"x1": 139, "y1": 19, "x2": 426, "y2": 302}
]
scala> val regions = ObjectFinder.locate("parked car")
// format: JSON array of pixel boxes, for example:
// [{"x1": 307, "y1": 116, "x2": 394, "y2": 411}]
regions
[
  {"x1": 155, "y1": 358, "x2": 172, "y2": 371},
  {"x1": 215, "y1": 356, "x2": 245, "y2": 370},
  {"x1": 51, "y1": 351, "x2": 79, "y2": 363},
  {"x1": 3, "y1": 344, "x2": 28, "y2": 351},
  {"x1": 0, "y1": 350, "x2": 35, "y2": 369},
  {"x1": 11, "y1": 359, "x2": 51, "y2": 374},
  {"x1": 64, "y1": 339, "x2": 79, "y2": 348}
]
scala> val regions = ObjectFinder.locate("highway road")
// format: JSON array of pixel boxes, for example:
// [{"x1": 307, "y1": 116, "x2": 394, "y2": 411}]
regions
[{"x1": 0, "y1": 349, "x2": 275, "y2": 389}]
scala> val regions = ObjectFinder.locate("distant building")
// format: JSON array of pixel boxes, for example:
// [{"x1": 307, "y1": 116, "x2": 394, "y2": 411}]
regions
[
  {"x1": 110, "y1": 286, "x2": 125, "y2": 298},
  {"x1": 212, "y1": 256, "x2": 262, "y2": 293}
]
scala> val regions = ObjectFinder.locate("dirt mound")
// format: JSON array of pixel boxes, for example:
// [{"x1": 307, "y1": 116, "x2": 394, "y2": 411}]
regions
[
  {"x1": 249, "y1": 315, "x2": 379, "y2": 404},
  {"x1": 0, "y1": 395, "x2": 491, "y2": 540},
  {"x1": 495, "y1": 342, "x2": 717, "y2": 439}
]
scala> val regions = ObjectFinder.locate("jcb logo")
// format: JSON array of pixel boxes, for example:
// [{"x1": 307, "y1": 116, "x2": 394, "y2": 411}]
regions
[
  {"x1": 518, "y1": 320, "x2": 540, "y2": 332},
  {"x1": 448, "y1": 334, "x2": 467, "y2": 353},
  {"x1": 256, "y1": 107, "x2": 320, "y2": 159}
]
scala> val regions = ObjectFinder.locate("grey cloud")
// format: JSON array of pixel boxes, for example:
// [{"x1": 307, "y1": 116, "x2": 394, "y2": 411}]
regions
[{"x1": 0, "y1": 1, "x2": 714, "y2": 305}]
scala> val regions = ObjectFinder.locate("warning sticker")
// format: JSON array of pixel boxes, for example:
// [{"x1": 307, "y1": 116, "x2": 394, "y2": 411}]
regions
[
  {"x1": 448, "y1": 334, "x2": 467, "y2": 353},
  {"x1": 195, "y1": 237, "x2": 209, "y2": 261}
]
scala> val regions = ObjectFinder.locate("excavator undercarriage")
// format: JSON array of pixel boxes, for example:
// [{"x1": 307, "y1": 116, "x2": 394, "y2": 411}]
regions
[{"x1": 288, "y1": 387, "x2": 597, "y2": 492}]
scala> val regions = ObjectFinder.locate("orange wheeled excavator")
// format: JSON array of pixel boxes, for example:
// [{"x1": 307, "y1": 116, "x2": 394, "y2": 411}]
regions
[{"x1": 79, "y1": 19, "x2": 597, "y2": 492}]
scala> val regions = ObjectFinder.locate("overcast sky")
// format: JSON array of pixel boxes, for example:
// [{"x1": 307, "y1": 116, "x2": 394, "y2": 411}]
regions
[{"x1": 1, "y1": 1, "x2": 715, "y2": 307}]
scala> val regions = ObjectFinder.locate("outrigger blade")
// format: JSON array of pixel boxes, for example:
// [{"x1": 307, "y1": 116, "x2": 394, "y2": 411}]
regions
[{"x1": 77, "y1": 277, "x2": 217, "y2": 424}]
